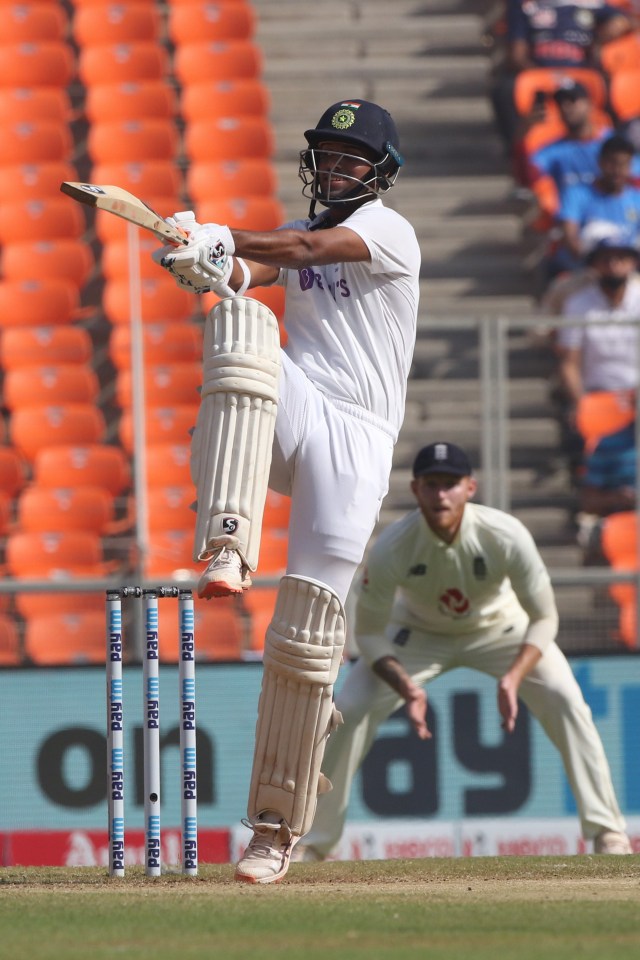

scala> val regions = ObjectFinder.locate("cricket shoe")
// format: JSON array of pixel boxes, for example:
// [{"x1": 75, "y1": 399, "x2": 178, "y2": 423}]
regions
[
  {"x1": 594, "y1": 830, "x2": 632, "y2": 854},
  {"x1": 197, "y1": 547, "x2": 251, "y2": 599},
  {"x1": 235, "y1": 813, "x2": 297, "y2": 884}
]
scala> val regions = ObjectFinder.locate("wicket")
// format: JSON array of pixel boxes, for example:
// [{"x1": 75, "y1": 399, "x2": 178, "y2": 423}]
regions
[{"x1": 106, "y1": 586, "x2": 198, "y2": 878}]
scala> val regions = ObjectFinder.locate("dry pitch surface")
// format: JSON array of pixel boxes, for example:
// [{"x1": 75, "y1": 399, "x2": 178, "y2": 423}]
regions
[{"x1": 1, "y1": 857, "x2": 639, "y2": 960}]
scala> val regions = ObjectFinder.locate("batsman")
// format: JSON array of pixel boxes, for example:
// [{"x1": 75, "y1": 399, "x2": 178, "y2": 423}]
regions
[{"x1": 154, "y1": 99, "x2": 420, "y2": 882}]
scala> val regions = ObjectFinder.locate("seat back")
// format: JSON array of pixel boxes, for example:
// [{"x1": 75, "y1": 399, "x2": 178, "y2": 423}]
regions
[
  {"x1": 3, "y1": 365, "x2": 99, "y2": 409},
  {"x1": 0, "y1": 325, "x2": 93, "y2": 369},
  {"x1": 24, "y1": 612, "x2": 106, "y2": 665},
  {"x1": 33, "y1": 444, "x2": 131, "y2": 495},
  {"x1": 109, "y1": 321, "x2": 203, "y2": 368},
  {"x1": 10, "y1": 404, "x2": 106, "y2": 462},
  {"x1": 575, "y1": 390, "x2": 635, "y2": 454},
  {"x1": 184, "y1": 116, "x2": 274, "y2": 162},
  {"x1": 16, "y1": 485, "x2": 117, "y2": 534}
]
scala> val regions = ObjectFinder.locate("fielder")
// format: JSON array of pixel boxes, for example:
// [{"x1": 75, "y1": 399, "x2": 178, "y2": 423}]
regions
[
  {"x1": 153, "y1": 99, "x2": 421, "y2": 882},
  {"x1": 296, "y1": 441, "x2": 632, "y2": 860}
]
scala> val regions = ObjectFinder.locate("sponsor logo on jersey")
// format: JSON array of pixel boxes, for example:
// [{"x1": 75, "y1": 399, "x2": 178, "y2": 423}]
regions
[
  {"x1": 392, "y1": 627, "x2": 411, "y2": 647},
  {"x1": 408, "y1": 563, "x2": 427, "y2": 577},
  {"x1": 473, "y1": 557, "x2": 487, "y2": 580}
]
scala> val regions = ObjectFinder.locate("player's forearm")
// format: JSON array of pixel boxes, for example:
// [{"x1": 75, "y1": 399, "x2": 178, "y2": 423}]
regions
[
  {"x1": 372, "y1": 655, "x2": 420, "y2": 701},
  {"x1": 231, "y1": 228, "x2": 323, "y2": 271}
]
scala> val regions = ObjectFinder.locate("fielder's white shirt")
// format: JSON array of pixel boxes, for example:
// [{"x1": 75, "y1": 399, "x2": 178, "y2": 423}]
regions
[
  {"x1": 277, "y1": 199, "x2": 420, "y2": 439},
  {"x1": 559, "y1": 275, "x2": 640, "y2": 391},
  {"x1": 358, "y1": 502, "x2": 551, "y2": 638}
]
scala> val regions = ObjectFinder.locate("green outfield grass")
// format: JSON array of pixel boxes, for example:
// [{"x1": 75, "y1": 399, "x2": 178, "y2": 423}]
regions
[{"x1": 1, "y1": 857, "x2": 639, "y2": 960}]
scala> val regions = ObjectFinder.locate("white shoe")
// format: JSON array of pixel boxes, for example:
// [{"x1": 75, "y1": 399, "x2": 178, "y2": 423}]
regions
[
  {"x1": 235, "y1": 813, "x2": 296, "y2": 884},
  {"x1": 197, "y1": 547, "x2": 251, "y2": 599},
  {"x1": 594, "y1": 830, "x2": 632, "y2": 854}
]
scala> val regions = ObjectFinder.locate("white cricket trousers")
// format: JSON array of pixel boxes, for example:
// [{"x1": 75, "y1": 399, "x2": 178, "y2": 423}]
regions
[
  {"x1": 268, "y1": 351, "x2": 395, "y2": 605},
  {"x1": 306, "y1": 613, "x2": 627, "y2": 855}
]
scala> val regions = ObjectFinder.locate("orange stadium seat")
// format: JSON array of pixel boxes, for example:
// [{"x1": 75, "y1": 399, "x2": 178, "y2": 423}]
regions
[
  {"x1": 0, "y1": 279, "x2": 79, "y2": 328},
  {"x1": 0, "y1": 88, "x2": 72, "y2": 125},
  {"x1": 116, "y1": 363, "x2": 201, "y2": 408},
  {"x1": 0, "y1": 325, "x2": 93, "y2": 369},
  {"x1": 144, "y1": 443, "x2": 192, "y2": 487},
  {"x1": 16, "y1": 485, "x2": 120, "y2": 535},
  {"x1": 143, "y1": 486, "x2": 196, "y2": 532},
  {"x1": 158, "y1": 596, "x2": 246, "y2": 662},
  {"x1": 90, "y1": 161, "x2": 183, "y2": 199},
  {"x1": 513, "y1": 67, "x2": 607, "y2": 115},
  {"x1": 119, "y1": 405, "x2": 198, "y2": 452},
  {"x1": 173, "y1": 40, "x2": 262, "y2": 85},
  {"x1": 242, "y1": 586, "x2": 277, "y2": 653},
  {"x1": 84, "y1": 82, "x2": 177, "y2": 123},
  {"x1": 5, "y1": 530, "x2": 116, "y2": 578},
  {"x1": 609, "y1": 67, "x2": 640, "y2": 121},
  {"x1": 601, "y1": 31, "x2": 640, "y2": 75},
  {"x1": 0, "y1": 121, "x2": 73, "y2": 165},
  {"x1": 263, "y1": 490, "x2": 291, "y2": 531},
  {"x1": 186, "y1": 159, "x2": 277, "y2": 203},
  {"x1": 1, "y1": 239, "x2": 95, "y2": 288},
  {"x1": 33, "y1": 444, "x2": 131, "y2": 496},
  {"x1": 24, "y1": 611, "x2": 107, "y2": 665},
  {"x1": 3, "y1": 364, "x2": 99, "y2": 409},
  {"x1": 257, "y1": 528, "x2": 288, "y2": 575},
  {"x1": 4, "y1": 3, "x2": 67, "y2": 42},
  {"x1": 0, "y1": 162, "x2": 77, "y2": 202},
  {"x1": 0, "y1": 41, "x2": 74, "y2": 87},
  {"x1": 0, "y1": 446, "x2": 27, "y2": 496},
  {"x1": 168, "y1": 2, "x2": 255, "y2": 44},
  {"x1": 600, "y1": 510, "x2": 639, "y2": 648},
  {"x1": 103, "y1": 275, "x2": 194, "y2": 324},
  {"x1": 180, "y1": 79, "x2": 270, "y2": 124},
  {"x1": 197, "y1": 197, "x2": 285, "y2": 231},
  {"x1": 0, "y1": 490, "x2": 13, "y2": 536},
  {"x1": 78, "y1": 43, "x2": 168, "y2": 86},
  {"x1": 10, "y1": 404, "x2": 106, "y2": 462},
  {"x1": 102, "y1": 236, "x2": 169, "y2": 280},
  {"x1": 14, "y1": 590, "x2": 104, "y2": 620},
  {"x1": 72, "y1": 3, "x2": 161, "y2": 46},
  {"x1": 0, "y1": 198, "x2": 85, "y2": 244},
  {"x1": 109, "y1": 321, "x2": 203, "y2": 368},
  {"x1": 523, "y1": 107, "x2": 612, "y2": 156},
  {"x1": 143, "y1": 529, "x2": 197, "y2": 578},
  {"x1": 184, "y1": 116, "x2": 274, "y2": 162},
  {"x1": 575, "y1": 390, "x2": 635, "y2": 455},
  {"x1": 95, "y1": 194, "x2": 180, "y2": 243},
  {"x1": 0, "y1": 615, "x2": 21, "y2": 666},
  {"x1": 87, "y1": 120, "x2": 179, "y2": 165}
]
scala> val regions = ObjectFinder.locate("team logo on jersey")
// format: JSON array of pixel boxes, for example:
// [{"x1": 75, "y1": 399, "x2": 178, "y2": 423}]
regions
[
  {"x1": 408, "y1": 564, "x2": 427, "y2": 577},
  {"x1": 222, "y1": 517, "x2": 239, "y2": 533},
  {"x1": 438, "y1": 588, "x2": 470, "y2": 618},
  {"x1": 575, "y1": 9, "x2": 594, "y2": 27},
  {"x1": 392, "y1": 628, "x2": 410, "y2": 647},
  {"x1": 473, "y1": 557, "x2": 487, "y2": 580},
  {"x1": 331, "y1": 108, "x2": 356, "y2": 130}
]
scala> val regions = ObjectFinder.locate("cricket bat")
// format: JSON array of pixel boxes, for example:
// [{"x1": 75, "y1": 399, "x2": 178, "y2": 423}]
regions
[{"x1": 60, "y1": 181, "x2": 190, "y2": 245}]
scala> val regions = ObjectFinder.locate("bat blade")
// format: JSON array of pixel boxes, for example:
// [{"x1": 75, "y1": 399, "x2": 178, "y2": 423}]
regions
[{"x1": 60, "y1": 181, "x2": 189, "y2": 245}]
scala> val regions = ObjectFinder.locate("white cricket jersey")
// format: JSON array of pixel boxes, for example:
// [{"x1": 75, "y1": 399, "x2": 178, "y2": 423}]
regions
[
  {"x1": 358, "y1": 502, "x2": 551, "y2": 637},
  {"x1": 277, "y1": 199, "x2": 420, "y2": 438},
  {"x1": 559, "y1": 275, "x2": 640, "y2": 392}
]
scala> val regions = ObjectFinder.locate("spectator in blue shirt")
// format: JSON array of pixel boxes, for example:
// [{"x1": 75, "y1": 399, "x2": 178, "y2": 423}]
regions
[
  {"x1": 557, "y1": 134, "x2": 640, "y2": 271},
  {"x1": 528, "y1": 79, "x2": 613, "y2": 195}
]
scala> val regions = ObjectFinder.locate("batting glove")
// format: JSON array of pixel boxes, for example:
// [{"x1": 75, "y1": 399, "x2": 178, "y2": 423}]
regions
[{"x1": 153, "y1": 217, "x2": 236, "y2": 295}]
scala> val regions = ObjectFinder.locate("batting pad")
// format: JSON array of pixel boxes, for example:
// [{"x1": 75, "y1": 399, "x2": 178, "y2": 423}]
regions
[
  {"x1": 191, "y1": 296, "x2": 281, "y2": 568},
  {"x1": 248, "y1": 575, "x2": 346, "y2": 836}
]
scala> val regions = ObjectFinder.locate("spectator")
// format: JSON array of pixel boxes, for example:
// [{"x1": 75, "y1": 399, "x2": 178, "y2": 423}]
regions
[
  {"x1": 547, "y1": 134, "x2": 640, "y2": 279},
  {"x1": 556, "y1": 226, "x2": 640, "y2": 516},
  {"x1": 527, "y1": 79, "x2": 613, "y2": 195},
  {"x1": 490, "y1": 1, "x2": 630, "y2": 150}
]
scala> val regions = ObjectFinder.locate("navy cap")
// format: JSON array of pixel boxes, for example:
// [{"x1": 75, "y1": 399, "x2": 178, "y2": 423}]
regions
[
  {"x1": 553, "y1": 78, "x2": 589, "y2": 102},
  {"x1": 304, "y1": 99, "x2": 403, "y2": 167},
  {"x1": 412, "y1": 442, "x2": 472, "y2": 478}
]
